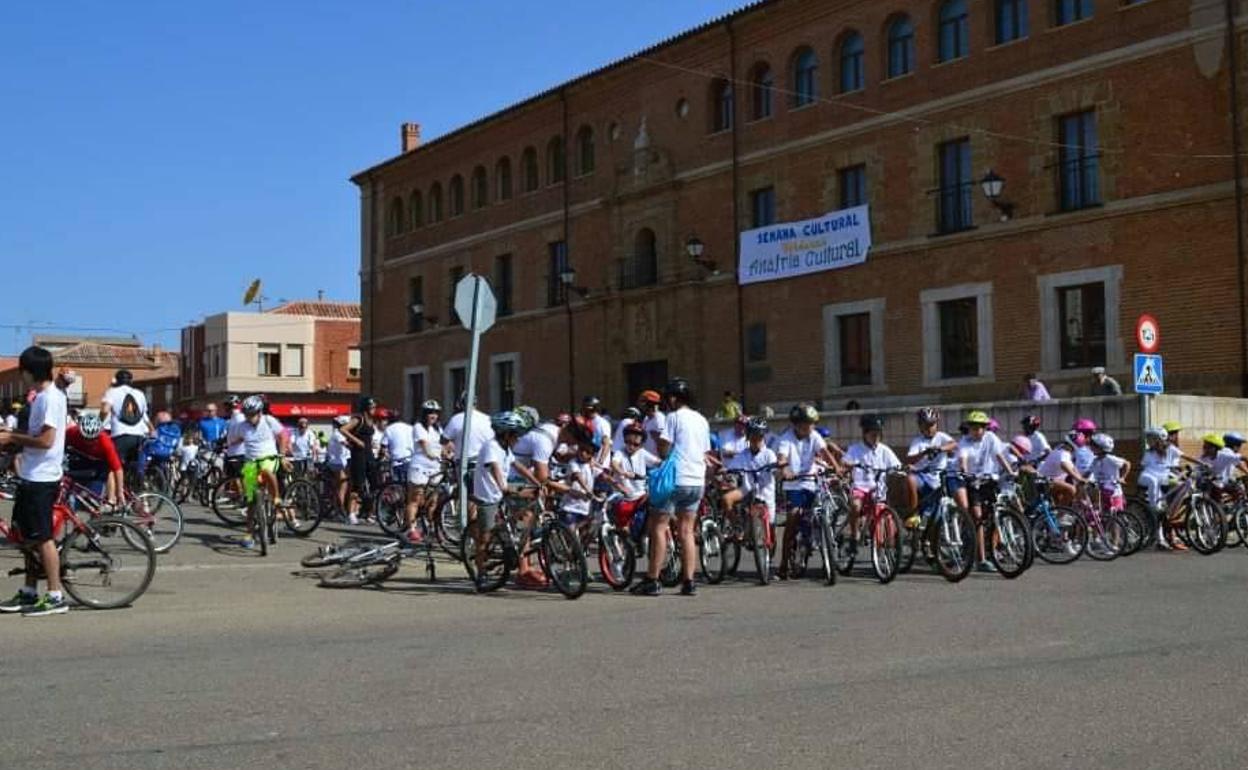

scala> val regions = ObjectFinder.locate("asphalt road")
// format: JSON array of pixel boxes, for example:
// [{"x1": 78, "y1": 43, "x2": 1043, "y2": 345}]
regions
[{"x1": 1, "y1": 502, "x2": 1246, "y2": 770}]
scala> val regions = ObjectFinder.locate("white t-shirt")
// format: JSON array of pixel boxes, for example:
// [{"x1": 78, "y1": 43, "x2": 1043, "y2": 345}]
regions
[
  {"x1": 291, "y1": 429, "x2": 317, "y2": 461},
  {"x1": 1140, "y1": 447, "x2": 1175, "y2": 477},
  {"x1": 719, "y1": 430, "x2": 748, "y2": 463},
  {"x1": 1038, "y1": 446, "x2": 1073, "y2": 480},
  {"x1": 226, "y1": 410, "x2": 247, "y2": 457},
  {"x1": 1024, "y1": 430, "x2": 1051, "y2": 464},
  {"x1": 736, "y1": 445, "x2": 778, "y2": 516},
  {"x1": 20, "y1": 383, "x2": 67, "y2": 483},
  {"x1": 472, "y1": 439, "x2": 513, "y2": 505},
  {"x1": 371, "y1": 428, "x2": 383, "y2": 459},
  {"x1": 178, "y1": 442, "x2": 198, "y2": 470},
  {"x1": 660, "y1": 406, "x2": 711, "y2": 488},
  {"x1": 1212, "y1": 448, "x2": 1242, "y2": 483},
  {"x1": 1091, "y1": 454, "x2": 1128, "y2": 495},
  {"x1": 960, "y1": 433, "x2": 1009, "y2": 479},
  {"x1": 103, "y1": 384, "x2": 148, "y2": 438},
  {"x1": 559, "y1": 459, "x2": 595, "y2": 517},
  {"x1": 514, "y1": 427, "x2": 556, "y2": 468},
  {"x1": 642, "y1": 411, "x2": 667, "y2": 456},
  {"x1": 383, "y1": 422, "x2": 414, "y2": 463},
  {"x1": 777, "y1": 428, "x2": 828, "y2": 492},
  {"x1": 845, "y1": 441, "x2": 901, "y2": 495},
  {"x1": 444, "y1": 410, "x2": 494, "y2": 462},
  {"x1": 612, "y1": 448, "x2": 659, "y2": 500},
  {"x1": 237, "y1": 415, "x2": 283, "y2": 460},
  {"x1": 327, "y1": 428, "x2": 351, "y2": 467},
  {"x1": 411, "y1": 423, "x2": 443, "y2": 473},
  {"x1": 908, "y1": 431, "x2": 954, "y2": 486},
  {"x1": 2, "y1": 414, "x2": 17, "y2": 430},
  {"x1": 1072, "y1": 445, "x2": 1095, "y2": 476},
  {"x1": 588, "y1": 414, "x2": 612, "y2": 449}
]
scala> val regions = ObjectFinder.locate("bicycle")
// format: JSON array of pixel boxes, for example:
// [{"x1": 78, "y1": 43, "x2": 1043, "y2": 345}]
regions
[
  {"x1": 62, "y1": 468, "x2": 184, "y2": 554},
  {"x1": 832, "y1": 466, "x2": 904, "y2": 584},
  {"x1": 1023, "y1": 477, "x2": 1088, "y2": 566},
  {"x1": 718, "y1": 467, "x2": 780, "y2": 585},
  {"x1": 786, "y1": 470, "x2": 839, "y2": 586},
  {"x1": 1, "y1": 478, "x2": 157, "y2": 608},
  {"x1": 460, "y1": 495, "x2": 589, "y2": 599},
  {"x1": 1071, "y1": 482, "x2": 1126, "y2": 561},
  {"x1": 302, "y1": 539, "x2": 432, "y2": 587},
  {"x1": 922, "y1": 471, "x2": 979, "y2": 582}
]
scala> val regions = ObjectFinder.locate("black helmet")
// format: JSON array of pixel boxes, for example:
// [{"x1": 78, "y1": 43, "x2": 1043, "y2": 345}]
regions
[
  {"x1": 114, "y1": 369, "x2": 134, "y2": 386},
  {"x1": 860, "y1": 414, "x2": 885, "y2": 432},
  {"x1": 357, "y1": 395, "x2": 378, "y2": 413},
  {"x1": 1021, "y1": 415, "x2": 1042, "y2": 431},
  {"x1": 581, "y1": 395, "x2": 602, "y2": 411},
  {"x1": 789, "y1": 403, "x2": 819, "y2": 424},
  {"x1": 746, "y1": 417, "x2": 769, "y2": 437},
  {"x1": 224, "y1": 395, "x2": 241, "y2": 408},
  {"x1": 623, "y1": 406, "x2": 642, "y2": 420},
  {"x1": 664, "y1": 377, "x2": 692, "y2": 402}
]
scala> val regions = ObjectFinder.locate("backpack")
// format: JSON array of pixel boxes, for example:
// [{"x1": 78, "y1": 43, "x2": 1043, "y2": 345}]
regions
[
  {"x1": 118, "y1": 389, "x2": 144, "y2": 427},
  {"x1": 646, "y1": 449, "x2": 680, "y2": 509},
  {"x1": 148, "y1": 422, "x2": 182, "y2": 460}
]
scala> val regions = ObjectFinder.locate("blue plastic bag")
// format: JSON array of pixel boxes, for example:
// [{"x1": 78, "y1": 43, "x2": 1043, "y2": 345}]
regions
[{"x1": 646, "y1": 450, "x2": 679, "y2": 510}]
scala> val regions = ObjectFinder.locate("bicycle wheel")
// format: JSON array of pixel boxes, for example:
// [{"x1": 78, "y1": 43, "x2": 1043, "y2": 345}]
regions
[
  {"x1": 301, "y1": 543, "x2": 372, "y2": 568},
  {"x1": 1234, "y1": 502, "x2": 1248, "y2": 549},
  {"x1": 320, "y1": 555, "x2": 401, "y2": 588},
  {"x1": 1185, "y1": 498, "x2": 1227, "y2": 555},
  {"x1": 659, "y1": 532, "x2": 682, "y2": 588},
  {"x1": 541, "y1": 522, "x2": 588, "y2": 599},
  {"x1": 438, "y1": 496, "x2": 464, "y2": 557},
  {"x1": 988, "y1": 510, "x2": 1030, "y2": 578},
  {"x1": 251, "y1": 491, "x2": 269, "y2": 557},
  {"x1": 60, "y1": 516, "x2": 157, "y2": 609},
  {"x1": 375, "y1": 482, "x2": 408, "y2": 537},
  {"x1": 929, "y1": 504, "x2": 976, "y2": 582},
  {"x1": 898, "y1": 521, "x2": 921, "y2": 574},
  {"x1": 197, "y1": 467, "x2": 220, "y2": 507},
  {"x1": 282, "y1": 479, "x2": 323, "y2": 536},
  {"x1": 142, "y1": 464, "x2": 170, "y2": 496},
  {"x1": 699, "y1": 519, "x2": 727, "y2": 584},
  {"x1": 1031, "y1": 506, "x2": 1086, "y2": 565},
  {"x1": 1116, "y1": 507, "x2": 1147, "y2": 557},
  {"x1": 870, "y1": 507, "x2": 902, "y2": 584},
  {"x1": 598, "y1": 529, "x2": 635, "y2": 590},
  {"x1": 461, "y1": 527, "x2": 510, "y2": 592},
  {"x1": 1085, "y1": 513, "x2": 1123, "y2": 561},
  {"x1": 829, "y1": 505, "x2": 857, "y2": 577},
  {"x1": 817, "y1": 511, "x2": 837, "y2": 586},
  {"x1": 121, "y1": 492, "x2": 183, "y2": 554},
  {"x1": 750, "y1": 514, "x2": 771, "y2": 585},
  {"x1": 173, "y1": 471, "x2": 193, "y2": 505},
  {"x1": 1125, "y1": 499, "x2": 1157, "y2": 550},
  {"x1": 210, "y1": 477, "x2": 247, "y2": 527}
]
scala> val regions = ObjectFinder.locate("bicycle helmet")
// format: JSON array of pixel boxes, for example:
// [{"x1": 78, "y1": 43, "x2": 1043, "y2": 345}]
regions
[
  {"x1": 1144, "y1": 426, "x2": 1167, "y2": 442},
  {"x1": 1090, "y1": 433, "x2": 1115, "y2": 453},
  {"x1": 664, "y1": 377, "x2": 693, "y2": 402},
  {"x1": 490, "y1": 410, "x2": 526, "y2": 436},
  {"x1": 1162, "y1": 420, "x2": 1182, "y2": 434},
  {"x1": 554, "y1": 412, "x2": 572, "y2": 427},
  {"x1": 1224, "y1": 432, "x2": 1246, "y2": 448},
  {"x1": 987, "y1": 418, "x2": 1001, "y2": 433},
  {"x1": 624, "y1": 406, "x2": 642, "y2": 421},
  {"x1": 1021, "y1": 415, "x2": 1042, "y2": 431},
  {"x1": 745, "y1": 417, "x2": 769, "y2": 437},
  {"x1": 1072, "y1": 417, "x2": 1098, "y2": 433},
  {"x1": 242, "y1": 395, "x2": 265, "y2": 416},
  {"x1": 638, "y1": 390, "x2": 662, "y2": 406},
  {"x1": 581, "y1": 395, "x2": 602, "y2": 411},
  {"x1": 113, "y1": 369, "x2": 134, "y2": 386},
  {"x1": 357, "y1": 395, "x2": 377, "y2": 413},
  {"x1": 78, "y1": 413, "x2": 102, "y2": 440},
  {"x1": 1202, "y1": 433, "x2": 1225, "y2": 449},
  {"x1": 916, "y1": 407, "x2": 939, "y2": 426},
  {"x1": 225, "y1": 395, "x2": 241, "y2": 409},
  {"x1": 816, "y1": 426, "x2": 832, "y2": 439},
  {"x1": 859, "y1": 414, "x2": 884, "y2": 432},
  {"x1": 965, "y1": 410, "x2": 990, "y2": 426},
  {"x1": 789, "y1": 403, "x2": 819, "y2": 424},
  {"x1": 1011, "y1": 435, "x2": 1032, "y2": 456},
  {"x1": 515, "y1": 405, "x2": 540, "y2": 431},
  {"x1": 420, "y1": 399, "x2": 442, "y2": 415}
]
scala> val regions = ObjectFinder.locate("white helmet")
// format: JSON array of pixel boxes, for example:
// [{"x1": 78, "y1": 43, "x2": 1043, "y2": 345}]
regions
[
  {"x1": 78, "y1": 413, "x2": 102, "y2": 440},
  {"x1": 1090, "y1": 433, "x2": 1115, "y2": 453}
]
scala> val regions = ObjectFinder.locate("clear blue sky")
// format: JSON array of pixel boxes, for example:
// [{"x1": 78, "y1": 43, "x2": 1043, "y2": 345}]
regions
[{"x1": 0, "y1": 0, "x2": 744, "y2": 355}]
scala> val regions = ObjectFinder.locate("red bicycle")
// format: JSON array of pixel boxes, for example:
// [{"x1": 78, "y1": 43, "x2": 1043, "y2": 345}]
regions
[
  {"x1": 1, "y1": 477, "x2": 157, "y2": 608},
  {"x1": 832, "y1": 466, "x2": 904, "y2": 584}
]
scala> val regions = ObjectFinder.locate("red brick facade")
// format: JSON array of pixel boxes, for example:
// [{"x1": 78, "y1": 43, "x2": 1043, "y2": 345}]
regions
[
  {"x1": 353, "y1": 0, "x2": 1248, "y2": 418},
  {"x1": 313, "y1": 320, "x2": 362, "y2": 395}
]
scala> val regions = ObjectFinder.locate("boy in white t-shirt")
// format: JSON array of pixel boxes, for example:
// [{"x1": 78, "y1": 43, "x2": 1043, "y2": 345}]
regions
[
  {"x1": 1209, "y1": 433, "x2": 1248, "y2": 485},
  {"x1": 638, "y1": 390, "x2": 667, "y2": 456},
  {"x1": 471, "y1": 411, "x2": 544, "y2": 590},
  {"x1": 609, "y1": 423, "x2": 660, "y2": 543},
  {"x1": 905, "y1": 408, "x2": 960, "y2": 528},
  {"x1": 776, "y1": 403, "x2": 841, "y2": 579},
  {"x1": 549, "y1": 441, "x2": 598, "y2": 535},
  {"x1": 959, "y1": 411, "x2": 1015, "y2": 573},
  {"x1": 1019, "y1": 415, "x2": 1051, "y2": 466},
  {"x1": 841, "y1": 414, "x2": 902, "y2": 558},
  {"x1": 719, "y1": 417, "x2": 778, "y2": 531}
]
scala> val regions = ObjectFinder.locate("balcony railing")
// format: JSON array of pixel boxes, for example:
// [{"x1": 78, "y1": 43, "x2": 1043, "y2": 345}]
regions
[{"x1": 617, "y1": 255, "x2": 658, "y2": 290}]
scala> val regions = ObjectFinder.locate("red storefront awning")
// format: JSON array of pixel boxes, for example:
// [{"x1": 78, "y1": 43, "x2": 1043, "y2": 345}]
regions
[{"x1": 268, "y1": 402, "x2": 351, "y2": 418}]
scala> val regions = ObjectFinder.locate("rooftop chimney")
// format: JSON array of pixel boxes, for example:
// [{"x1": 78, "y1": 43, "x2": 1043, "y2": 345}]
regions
[{"x1": 401, "y1": 122, "x2": 421, "y2": 153}]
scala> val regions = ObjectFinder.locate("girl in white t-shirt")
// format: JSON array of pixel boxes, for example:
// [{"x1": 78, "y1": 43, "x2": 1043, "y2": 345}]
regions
[
  {"x1": 550, "y1": 442, "x2": 598, "y2": 534},
  {"x1": 1088, "y1": 434, "x2": 1130, "y2": 512},
  {"x1": 404, "y1": 401, "x2": 445, "y2": 544},
  {"x1": 719, "y1": 418, "x2": 778, "y2": 526}
]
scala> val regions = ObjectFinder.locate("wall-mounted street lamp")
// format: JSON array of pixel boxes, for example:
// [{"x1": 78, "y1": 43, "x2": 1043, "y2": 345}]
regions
[
  {"x1": 409, "y1": 302, "x2": 439, "y2": 327},
  {"x1": 558, "y1": 267, "x2": 590, "y2": 298},
  {"x1": 686, "y1": 235, "x2": 718, "y2": 273},
  {"x1": 980, "y1": 169, "x2": 1015, "y2": 222}
]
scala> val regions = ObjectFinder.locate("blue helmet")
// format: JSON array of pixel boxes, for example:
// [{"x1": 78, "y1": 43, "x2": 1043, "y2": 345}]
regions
[
  {"x1": 1224, "y1": 432, "x2": 1246, "y2": 448},
  {"x1": 816, "y1": 426, "x2": 832, "y2": 439}
]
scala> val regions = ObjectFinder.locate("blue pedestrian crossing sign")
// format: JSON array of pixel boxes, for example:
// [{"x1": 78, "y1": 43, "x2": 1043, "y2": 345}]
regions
[{"x1": 1134, "y1": 354, "x2": 1164, "y2": 395}]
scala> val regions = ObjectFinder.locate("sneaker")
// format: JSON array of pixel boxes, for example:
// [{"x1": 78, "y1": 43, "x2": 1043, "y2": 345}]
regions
[
  {"x1": 680, "y1": 580, "x2": 698, "y2": 597},
  {"x1": 0, "y1": 591, "x2": 37, "y2": 613},
  {"x1": 976, "y1": 560, "x2": 998, "y2": 573},
  {"x1": 1171, "y1": 539, "x2": 1189, "y2": 552},
  {"x1": 406, "y1": 528, "x2": 424, "y2": 545},
  {"x1": 905, "y1": 514, "x2": 921, "y2": 529},
  {"x1": 22, "y1": 594, "x2": 69, "y2": 616},
  {"x1": 1156, "y1": 539, "x2": 1173, "y2": 551},
  {"x1": 347, "y1": 514, "x2": 361, "y2": 526},
  {"x1": 629, "y1": 578, "x2": 660, "y2": 596}
]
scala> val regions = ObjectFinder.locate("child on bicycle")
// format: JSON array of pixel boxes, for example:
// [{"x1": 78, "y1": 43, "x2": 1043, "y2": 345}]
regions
[
  {"x1": 178, "y1": 430, "x2": 200, "y2": 476},
  {"x1": 905, "y1": 408, "x2": 959, "y2": 529},
  {"x1": 776, "y1": 404, "x2": 840, "y2": 578},
  {"x1": 548, "y1": 440, "x2": 598, "y2": 536},
  {"x1": 472, "y1": 411, "x2": 545, "y2": 590},
  {"x1": 1019, "y1": 415, "x2": 1050, "y2": 466},
  {"x1": 1036, "y1": 433, "x2": 1086, "y2": 507},
  {"x1": 719, "y1": 417, "x2": 778, "y2": 532},
  {"x1": 958, "y1": 410, "x2": 1015, "y2": 573},
  {"x1": 843, "y1": 413, "x2": 902, "y2": 556},
  {"x1": 1088, "y1": 433, "x2": 1130, "y2": 513},
  {"x1": 1209, "y1": 432, "x2": 1248, "y2": 485},
  {"x1": 609, "y1": 423, "x2": 659, "y2": 542},
  {"x1": 1070, "y1": 418, "x2": 1098, "y2": 477}
]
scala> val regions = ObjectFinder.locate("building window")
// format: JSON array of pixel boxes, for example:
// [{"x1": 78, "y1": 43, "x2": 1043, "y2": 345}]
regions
[
  {"x1": 746, "y1": 322, "x2": 768, "y2": 362},
  {"x1": 284, "y1": 344, "x2": 304, "y2": 377},
  {"x1": 711, "y1": 78, "x2": 733, "y2": 132},
  {"x1": 408, "y1": 276, "x2": 424, "y2": 333},
  {"x1": 448, "y1": 265, "x2": 464, "y2": 324},
  {"x1": 938, "y1": 0, "x2": 970, "y2": 62},
  {"x1": 791, "y1": 47, "x2": 818, "y2": 107},
  {"x1": 471, "y1": 166, "x2": 488, "y2": 209},
  {"x1": 1055, "y1": 0, "x2": 1093, "y2": 25},
  {"x1": 887, "y1": 15, "x2": 915, "y2": 78},
  {"x1": 491, "y1": 355, "x2": 518, "y2": 412},
  {"x1": 386, "y1": 196, "x2": 405, "y2": 237},
  {"x1": 937, "y1": 138, "x2": 974, "y2": 234},
  {"x1": 547, "y1": 241, "x2": 568, "y2": 307},
  {"x1": 1058, "y1": 283, "x2": 1107, "y2": 369},
  {"x1": 258, "y1": 344, "x2": 281, "y2": 377},
  {"x1": 838, "y1": 313, "x2": 873, "y2": 386},
  {"x1": 447, "y1": 364, "x2": 467, "y2": 404},
  {"x1": 1058, "y1": 110, "x2": 1101, "y2": 211},
  {"x1": 449, "y1": 174, "x2": 464, "y2": 217},
  {"x1": 405, "y1": 368, "x2": 427, "y2": 419},
  {"x1": 938, "y1": 298, "x2": 979, "y2": 379},
  {"x1": 839, "y1": 32, "x2": 864, "y2": 93},
  {"x1": 996, "y1": 0, "x2": 1029, "y2": 43},
  {"x1": 212, "y1": 345, "x2": 221, "y2": 378},
  {"x1": 495, "y1": 157, "x2": 512, "y2": 201},
  {"x1": 838, "y1": 164, "x2": 867, "y2": 208},
  {"x1": 750, "y1": 186, "x2": 776, "y2": 228},
  {"x1": 521, "y1": 147, "x2": 539, "y2": 192},
  {"x1": 546, "y1": 136, "x2": 565, "y2": 185},
  {"x1": 348, "y1": 348, "x2": 361, "y2": 380},
  {"x1": 494, "y1": 254, "x2": 513, "y2": 316},
  {"x1": 409, "y1": 190, "x2": 423, "y2": 229},
  {"x1": 576, "y1": 126, "x2": 595, "y2": 176},
  {"x1": 622, "y1": 228, "x2": 658, "y2": 289},
  {"x1": 750, "y1": 63, "x2": 774, "y2": 119},
  {"x1": 920, "y1": 283, "x2": 993, "y2": 384},
  {"x1": 428, "y1": 182, "x2": 443, "y2": 222}
]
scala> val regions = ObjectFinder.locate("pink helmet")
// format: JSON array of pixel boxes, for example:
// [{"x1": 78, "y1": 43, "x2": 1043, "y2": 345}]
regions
[
  {"x1": 1011, "y1": 435, "x2": 1033, "y2": 455},
  {"x1": 987, "y1": 418, "x2": 1001, "y2": 432},
  {"x1": 1072, "y1": 417, "x2": 1098, "y2": 433}
]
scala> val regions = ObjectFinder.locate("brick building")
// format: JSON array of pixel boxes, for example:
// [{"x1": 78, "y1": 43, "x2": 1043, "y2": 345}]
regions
[
  {"x1": 178, "y1": 301, "x2": 362, "y2": 422},
  {"x1": 351, "y1": 0, "x2": 1247, "y2": 419}
]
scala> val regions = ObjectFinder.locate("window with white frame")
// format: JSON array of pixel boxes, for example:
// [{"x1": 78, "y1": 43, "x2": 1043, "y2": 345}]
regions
[
  {"x1": 347, "y1": 348, "x2": 361, "y2": 380},
  {"x1": 822, "y1": 298, "x2": 885, "y2": 391},
  {"x1": 285, "y1": 344, "x2": 305, "y2": 377},
  {"x1": 258, "y1": 344, "x2": 281, "y2": 377},
  {"x1": 920, "y1": 283, "x2": 994, "y2": 384},
  {"x1": 490, "y1": 353, "x2": 520, "y2": 412},
  {"x1": 1037, "y1": 266, "x2": 1123, "y2": 375}
]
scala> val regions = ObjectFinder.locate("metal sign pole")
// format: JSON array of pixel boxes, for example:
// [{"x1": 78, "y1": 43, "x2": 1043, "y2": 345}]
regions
[{"x1": 459, "y1": 278, "x2": 482, "y2": 532}]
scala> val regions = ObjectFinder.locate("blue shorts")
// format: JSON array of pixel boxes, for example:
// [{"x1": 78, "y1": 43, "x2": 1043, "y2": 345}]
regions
[
  {"x1": 657, "y1": 485, "x2": 704, "y2": 515},
  {"x1": 785, "y1": 489, "x2": 816, "y2": 510}
]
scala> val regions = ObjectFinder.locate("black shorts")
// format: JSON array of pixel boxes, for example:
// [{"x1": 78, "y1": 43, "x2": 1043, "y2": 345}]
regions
[
  {"x1": 348, "y1": 454, "x2": 370, "y2": 491},
  {"x1": 112, "y1": 434, "x2": 144, "y2": 466},
  {"x1": 225, "y1": 455, "x2": 244, "y2": 479},
  {"x1": 13, "y1": 479, "x2": 59, "y2": 542}
]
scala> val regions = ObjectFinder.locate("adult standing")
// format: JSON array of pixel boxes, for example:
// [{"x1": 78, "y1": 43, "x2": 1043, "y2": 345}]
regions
[
  {"x1": 633, "y1": 377, "x2": 710, "y2": 597},
  {"x1": 1019, "y1": 373, "x2": 1052, "y2": 401},
  {"x1": 289, "y1": 417, "x2": 319, "y2": 476},
  {"x1": 443, "y1": 392, "x2": 494, "y2": 468},
  {"x1": 100, "y1": 368, "x2": 152, "y2": 478},
  {"x1": 638, "y1": 389, "x2": 666, "y2": 456},
  {"x1": 339, "y1": 395, "x2": 380, "y2": 525},
  {"x1": 405, "y1": 400, "x2": 444, "y2": 543},
  {"x1": 198, "y1": 402, "x2": 229, "y2": 449},
  {"x1": 1090, "y1": 366, "x2": 1122, "y2": 396}
]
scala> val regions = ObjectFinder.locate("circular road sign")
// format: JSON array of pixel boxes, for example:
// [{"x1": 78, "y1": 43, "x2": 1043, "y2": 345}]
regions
[{"x1": 1136, "y1": 314, "x2": 1160, "y2": 353}]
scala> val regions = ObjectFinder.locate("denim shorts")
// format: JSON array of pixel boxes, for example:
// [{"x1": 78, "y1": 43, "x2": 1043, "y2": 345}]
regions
[
  {"x1": 785, "y1": 489, "x2": 816, "y2": 510},
  {"x1": 658, "y1": 485, "x2": 704, "y2": 515}
]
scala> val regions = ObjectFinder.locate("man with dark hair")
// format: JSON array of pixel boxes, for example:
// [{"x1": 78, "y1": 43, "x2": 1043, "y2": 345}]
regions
[
  {"x1": 100, "y1": 368, "x2": 152, "y2": 480},
  {"x1": 0, "y1": 346, "x2": 69, "y2": 615}
]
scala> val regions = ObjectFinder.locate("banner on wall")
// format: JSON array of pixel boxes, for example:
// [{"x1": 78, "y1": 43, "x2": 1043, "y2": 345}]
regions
[{"x1": 737, "y1": 205, "x2": 872, "y2": 286}]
